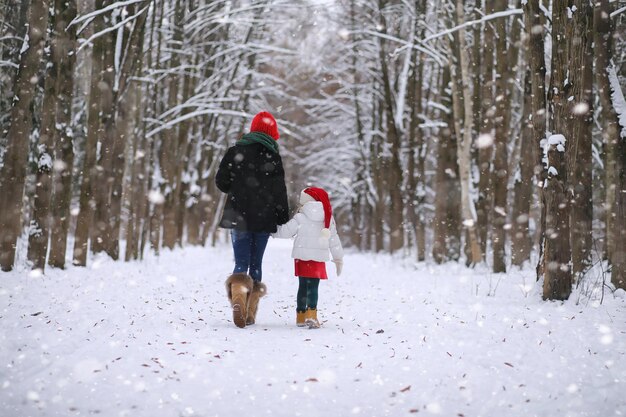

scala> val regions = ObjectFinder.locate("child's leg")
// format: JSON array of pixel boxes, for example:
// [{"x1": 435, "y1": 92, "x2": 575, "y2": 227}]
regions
[
  {"x1": 296, "y1": 277, "x2": 308, "y2": 312},
  {"x1": 305, "y1": 278, "x2": 320, "y2": 310},
  {"x1": 304, "y1": 278, "x2": 321, "y2": 329}
]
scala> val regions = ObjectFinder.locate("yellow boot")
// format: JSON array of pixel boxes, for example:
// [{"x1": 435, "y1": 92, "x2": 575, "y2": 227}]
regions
[
  {"x1": 304, "y1": 309, "x2": 320, "y2": 329},
  {"x1": 296, "y1": 311, "x2": 306, "y2": 327}
]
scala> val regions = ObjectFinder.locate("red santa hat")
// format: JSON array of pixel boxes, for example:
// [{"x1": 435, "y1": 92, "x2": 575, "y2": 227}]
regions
[
  {"x1": 301, "y1": 187, "x2": 332, "y2": 239},
  {"x1": 250, "y1": 111, "x2": 279, "y2": 140}
]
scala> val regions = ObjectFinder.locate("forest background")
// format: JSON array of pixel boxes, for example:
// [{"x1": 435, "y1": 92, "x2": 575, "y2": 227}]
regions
[{"x1": 0, "y1": 0, "x2": 625, "y2": 301}]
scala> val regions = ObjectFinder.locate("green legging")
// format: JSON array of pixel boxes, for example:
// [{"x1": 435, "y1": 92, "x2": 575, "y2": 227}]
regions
[{"x1": 297, "y1": 277, "x2": 320, "y2": 312}]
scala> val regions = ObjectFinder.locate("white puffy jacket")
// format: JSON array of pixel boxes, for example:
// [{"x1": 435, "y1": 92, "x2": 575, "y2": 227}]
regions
[{"x1": 273, "y1": 201, "x2": 344, "y2": 262}]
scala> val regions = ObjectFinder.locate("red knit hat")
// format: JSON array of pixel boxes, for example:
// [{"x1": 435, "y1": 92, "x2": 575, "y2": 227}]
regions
[
  {"x1": 250, "y1": 111, "x2": 279, "y2": 140},
  {"x1": 302, "y1": 187, "x2": 332, "y2": 238}
]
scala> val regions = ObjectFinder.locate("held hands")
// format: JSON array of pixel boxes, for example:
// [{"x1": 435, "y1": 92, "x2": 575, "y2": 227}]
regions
[{"x1": 332, "y1": 259, "x2": 343, "y2": 276}]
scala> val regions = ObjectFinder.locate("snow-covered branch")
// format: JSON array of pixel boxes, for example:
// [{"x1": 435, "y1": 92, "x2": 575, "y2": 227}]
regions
[
  {"x1": 422, "y1": 8, "x2": 523, "y2": 42},
  {"x1": 76, "y1": 5, "x2": 149, "y2": 53},
  {"x1": 68, "y1": 0, "x2": 151, "y2": 28}
]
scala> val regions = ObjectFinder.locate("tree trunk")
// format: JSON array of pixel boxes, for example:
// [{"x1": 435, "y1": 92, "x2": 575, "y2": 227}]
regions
[
  {"x1": 73, "y1": 0, "x2": 107, "y2": 266},
  {"x1": 567, "y1": 0, "x2": 593, "y2": 281},
  {"x1": 121, "y1": 50, "x2": 147, "y2": 261},
  {"x1": 91, "y1": 7, "x2": 118, "y2": 258},
  {"x1": 476, "y1": 0, "x2": 495, "y2": 258},
  {"x1": 524, "y1": 0, "x2": 547, "y2": 279},
  {"x1": 47, "y1": 0, "x2": 77, "y2": 269},
  {"x1": 371, "y1": 88, "x2": 385, "y2": 253},
  {"x1": 176, "y1": 62, "x2": 195, "y2": 245},
  {"x1": 125, "y1": 101, "x2": 144, "y2": 262},
  {"x1": 433, "y1": 66, "x2": 461, "y2": 263},
  {"x1": 543, "y1": 0, "x2": 572, "y2": 300},
  {"x1": 511, "y1": 69, "x2": 534, "y2": 266},
  {"x1": 161, "y1": 0, "x2": 186, "y2": 250},
  {"x1": 451, "y1": 0, "x2": 482, "y2": 265},
  {"x1": 349, "y1": 0, "x2": 368, "y2": 252},
  {"x1": 491, "y1": 0, "x2": 511, "y2": 273},
  {"x1": 612, "y1": 118, "x2": 626, "y2": 289},
  {"x1": 594, "y1": 0, "x2": 620, "y2": 269},
  {"x1": 140, "y1": 0, "x2": 163, "y2": 259},
  {"x1": 0, "y1": 0, "x2": 50, "y2": 271},
  {"x1": 407, "y1": 0, "x2": 426, "y2": 261},
  {"x1": 27, "y1": 13, "x2": 58, "y2": 270},
  {"x1": 377, "y1": 0, "x2": 404, "y2": 253}
]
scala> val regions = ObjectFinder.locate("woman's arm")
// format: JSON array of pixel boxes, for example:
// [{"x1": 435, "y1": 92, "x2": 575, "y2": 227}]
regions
[
  {"x1": 215, "y1": 148, "x2": 234, "y2": 193},
  {"x1": 273, "y1": 154, "x2": 290, "y2": 225}
]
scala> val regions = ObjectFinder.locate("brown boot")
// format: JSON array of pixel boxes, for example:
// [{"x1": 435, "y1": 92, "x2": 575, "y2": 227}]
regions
[
  {"x1": 225, "y1": 273, "x2": 254, "y2": 328},
  {"x1": 304, "y1": 309, "x2": 320, "y2": 329},
  {"x1": 296, "y1": 311, "x2": 306, "y2": 327},
  {"x1": 246, "y1": 281, "x2": 267, "y2": 325}
]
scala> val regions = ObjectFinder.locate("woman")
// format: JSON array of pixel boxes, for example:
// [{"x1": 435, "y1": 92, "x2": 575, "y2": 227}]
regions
[{"x1": 215, "y1": 111, "x2": 289, "y2": 328}]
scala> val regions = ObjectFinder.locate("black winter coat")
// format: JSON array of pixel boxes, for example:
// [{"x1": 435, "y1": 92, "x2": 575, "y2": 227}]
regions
[{"x1": 215, "y1": 142, "x2": 289, "y2": 232}]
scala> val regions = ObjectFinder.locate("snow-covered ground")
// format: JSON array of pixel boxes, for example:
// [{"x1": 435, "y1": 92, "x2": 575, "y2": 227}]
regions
[{"x1": 1, "y1": 238, "x2": 624, "y2": 417}]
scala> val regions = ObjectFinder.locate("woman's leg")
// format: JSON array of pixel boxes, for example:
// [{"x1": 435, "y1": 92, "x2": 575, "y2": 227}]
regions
[
  {"x1": 296, "y1": 277, "x2": 308, "y2": 312},
  {"x1": 231, "y1": 230, "x2": 252, "y2": 274},
  {"x1": 248, "y1": 232, "x2": 270, "y2": 281},
  {"x1": 306, "y1": 278, "x2": 320, "y2": 310}
]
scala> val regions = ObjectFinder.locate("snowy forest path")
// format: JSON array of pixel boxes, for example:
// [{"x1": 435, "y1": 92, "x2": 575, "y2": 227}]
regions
[{"x1": 0, "y1": 239, "x2": 624, "y2": 416}]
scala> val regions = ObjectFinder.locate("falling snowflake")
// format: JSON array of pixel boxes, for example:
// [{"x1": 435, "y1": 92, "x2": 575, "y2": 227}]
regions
[{"x1": 476, "y1": 133, "x2": 494, "y2": 149}]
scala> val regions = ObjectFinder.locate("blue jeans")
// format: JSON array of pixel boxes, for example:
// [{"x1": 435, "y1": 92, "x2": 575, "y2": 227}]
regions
[{"x1": 230, "y1": 230, "x2": 270, "y2": 282}]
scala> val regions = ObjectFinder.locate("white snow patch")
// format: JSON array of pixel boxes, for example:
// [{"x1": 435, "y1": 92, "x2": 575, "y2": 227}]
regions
[
  {"x1": 19, "y1": 33, "x2": 29, "y2": 55},
  {"x1": 548, "y1": 166, "x2": 558, "y2": 177},
  {"x1": 608, "y1": 63, "x2": 626, "y2": 138},
  {"x1": 547, "y1": 134, "x2": 566, "y2": 153},
  {"x1": 38, "y1": 152, "x2": 52, "y2": 170}
]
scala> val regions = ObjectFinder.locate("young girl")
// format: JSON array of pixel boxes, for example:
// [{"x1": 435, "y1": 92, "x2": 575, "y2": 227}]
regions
[{"x1": 273, "y1": 187, "x2": 343, "y2": 329}]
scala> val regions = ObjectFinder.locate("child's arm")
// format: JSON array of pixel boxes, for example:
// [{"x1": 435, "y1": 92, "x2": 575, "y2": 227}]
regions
[
  {"x1": 272, "y1": 213, "x2": 303, "y2": 239},
  {"x1": 329, "y1": 216, "x2": 344, "y2": 260},
  {"x1": 329, "y1": 216, "x2": 344, "y2": 276}
]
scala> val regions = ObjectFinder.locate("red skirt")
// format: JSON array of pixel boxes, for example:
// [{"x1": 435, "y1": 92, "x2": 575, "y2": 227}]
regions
[{"x1": 294, "y1": 259, "x2": 327, "y2": 279}]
